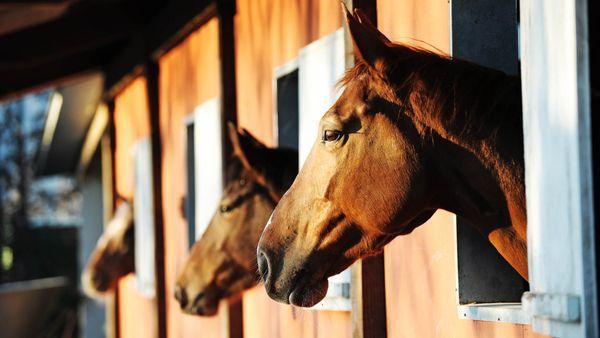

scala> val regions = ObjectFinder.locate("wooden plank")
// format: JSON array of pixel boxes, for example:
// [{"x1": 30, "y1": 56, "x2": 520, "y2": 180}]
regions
[
  {"x1": 342, "y1": 1, "x2": 387, "y2": 338},
  {"x1": 105, "y1": 99, "x2": 121, "y2": 338},
  {"x1": 222, "y1": 297, "x2": 244, "y2": 338},
  {"x1": 0, "y1": 3, "x2": 136, "y2": 65},
  {"x1": 217, "y1": 1, "x2": 243, "y2": 338},
  {"x1": 144, "y1": 61, "x2": 168, "y2": 338},
  {"x1": 217, "y1": 0, "x2": 238, "y2": 159},
  {"x1": 520, "y1": 0, "x2": 597, "y2": 336},
  {"x1": 0, "y1": 3, "x2": 139, "y2": 97}
]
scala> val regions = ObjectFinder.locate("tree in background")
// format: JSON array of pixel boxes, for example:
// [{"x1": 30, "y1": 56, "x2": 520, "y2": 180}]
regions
[{"x1": 0, "y1": 91, "x2": 50, "y2": 282}]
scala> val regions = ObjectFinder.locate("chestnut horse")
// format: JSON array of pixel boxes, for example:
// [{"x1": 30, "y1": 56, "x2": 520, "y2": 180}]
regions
[
  {"x1": 257, "y1": 8, "x2": 527, "y2": 307},
  {"x1": 82, "y1": 200, "x2": 135, "y2": 296},
  {"x1": 175, "y1": 124, "x2": 298, "y2": 315}
]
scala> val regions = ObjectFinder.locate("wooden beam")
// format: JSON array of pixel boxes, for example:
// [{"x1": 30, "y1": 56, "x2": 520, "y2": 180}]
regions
[
  {"x1": 104, "y1": 99, "x2": 121, "y2": 338},
  {"x1": 216, "y1": 1, "x2": 243, "y2": 337},
  {"x1": 144, "y1": 61, "x2": 168, "y2": 338},
  {"x1": 104, "y1": 0, "x2": 216, "y2": 99},
  {"x1": 222, "y1": 297, "x2": 244, "y2": 338},
  {"x1": 146, "y1": 0, "x2": 216, "y2": 59},
  {"x1": 217, "y1": 0, "x2": 238, "y2": 156},
  {"x1": 0, "y1": 1, "x2": 72, "y2": 5},
  {"x1": 103, "y1": 34, "x2": 146, "y2": 100},
  {"x1": 0, "y1": 3, "x2": 137, "y2": 68},
  {"x1": 0, "y1": 47, "x2": 110, "y2": 99},
  {"x1": 343, "y1": 2, "x2": 388, "y2": 338}
]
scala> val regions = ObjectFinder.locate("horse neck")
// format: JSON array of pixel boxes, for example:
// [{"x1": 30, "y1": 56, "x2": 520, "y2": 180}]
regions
[
  {"x1": 414, "y1": 63, "x2": 529, "y2": 279},
  {"x1": 413, "y1": 61, "x2": 525, "y2": 217}
]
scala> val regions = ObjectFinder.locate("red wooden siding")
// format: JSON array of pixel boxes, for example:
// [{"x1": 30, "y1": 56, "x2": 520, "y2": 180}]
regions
[
  {"x1": 235, "y1": 0, "x2": 350, "y2": 337},
  {"x1": 109, "y1": 1, "x2": 551, "y2": 338},
  {"x1": 113, "y1": 76, "x2": 158, "y2": 338},
  {"x1": 158, "y1": 17, "x2": 224, "y2": 338}
]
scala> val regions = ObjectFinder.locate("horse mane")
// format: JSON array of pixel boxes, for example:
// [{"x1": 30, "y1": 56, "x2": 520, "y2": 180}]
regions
[{"x1": 339, "y1": 42, "x2": 522, "y2": 147}]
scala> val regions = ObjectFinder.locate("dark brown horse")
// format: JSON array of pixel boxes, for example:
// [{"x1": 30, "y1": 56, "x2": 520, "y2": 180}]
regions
[
  {"x1": 174, "y1": 124, "x2": 298, "y2": 315},
  {"x1": 257, "y1": 8, "x2": 527, "y2": 307},
  {"x1": 82, "y1": 200, "x2": 135, "y2": 296}
]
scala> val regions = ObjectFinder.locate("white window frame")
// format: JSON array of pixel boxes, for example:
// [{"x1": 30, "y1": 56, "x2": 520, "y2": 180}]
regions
[
  {"x1": 185, "y1": 98, "x2": 224, "y2": 241},
  {"x1": 450, "y1": 0, "x2": 529, "y2": 324},
  {"x1": 132, "y1": 137, "x2": 156, "y2": 298}
]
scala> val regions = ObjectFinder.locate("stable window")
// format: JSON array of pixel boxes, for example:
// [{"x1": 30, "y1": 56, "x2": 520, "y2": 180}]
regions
[
  {"x1": 451, "y1": 0, "x2": 529, "y2": 324},
  {"x1": 185, "y1": 98, "x2": 224, "y2": 248},
  {"x1": 289, "y1": 28, "x2": 351, "y2": 311},
  {"x1": 453, "y1": 0, "x2": 599, "y2": 334},
  {"x1": 272, "y1": 60, "x2": 299, "y2": 149}
]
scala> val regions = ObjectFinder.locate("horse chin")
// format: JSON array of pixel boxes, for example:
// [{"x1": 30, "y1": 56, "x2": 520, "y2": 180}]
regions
[
  {"x1": 289, "y1": 279, "x2": 328, "y2": 307},
  {"x1": 186, "y1": 302, "x2": 219, "y2": 317}
]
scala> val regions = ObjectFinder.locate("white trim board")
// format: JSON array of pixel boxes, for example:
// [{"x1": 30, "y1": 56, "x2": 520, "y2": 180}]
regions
[
  {"x1": 520, "y1": 0, "x2": 597, "y2": 336},
  {"x1": 133, "y1": 137, "x2": 156, "y2": 298},
  {"x1": 192, "y1": 98, "x2": 224, "y2": 240}
]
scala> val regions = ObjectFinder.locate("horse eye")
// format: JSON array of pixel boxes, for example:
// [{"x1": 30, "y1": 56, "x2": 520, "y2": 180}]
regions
[
  {"x1": 239, "y1": 178, "x2": 246, "y2": 187},
  {"x1": 220, "y1": 205, "x2": 232, "y2": 214},
  {"x1": 322, "y1": 129, "x2": 343, "y2": 142}
]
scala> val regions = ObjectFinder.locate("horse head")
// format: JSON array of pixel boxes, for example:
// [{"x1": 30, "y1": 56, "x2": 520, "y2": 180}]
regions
[
  {"x1": 82, "y1": 200, "x2": 135, "y2": 296},
  {"x1": 175, "y1": 124, "x2": 297, "y2": 315},
  {"x1": 257, "y1": 7, "x2": 527, "y2": 307}
]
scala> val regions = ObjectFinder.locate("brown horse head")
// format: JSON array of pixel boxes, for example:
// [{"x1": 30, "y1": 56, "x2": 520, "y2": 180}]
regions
[
  {"x1": 257, "y1": 8, "x2": 527, "y2": 307},
  {"x1": 82, "y1": 200, "x2": 135, "y2": 296},
  {"x1": 175, "y1": 124, "x2": 298, "y2": 316}
]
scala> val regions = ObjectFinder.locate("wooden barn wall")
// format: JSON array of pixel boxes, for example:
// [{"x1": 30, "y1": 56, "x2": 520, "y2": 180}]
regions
[
  {"x1": 113, "y1": 76, "x2": 158, "y2": 338},
  {"x1": 377, "y1": 1, "x2": 544, "y2": 337},
  {"x1": 235, "y1": 0, "x2": 343, "y2": 145},
  {"x1": 234, "y1": 0, "x2": 351, "y2": 338},
  {"x1": 157, "y1": 18, "x2": 224, "y2": 338}
]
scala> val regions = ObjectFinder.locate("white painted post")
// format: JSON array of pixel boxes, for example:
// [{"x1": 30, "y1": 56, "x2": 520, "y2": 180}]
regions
[{"x1": 520, "y1": 0, "x2": 597, "y2": 336}]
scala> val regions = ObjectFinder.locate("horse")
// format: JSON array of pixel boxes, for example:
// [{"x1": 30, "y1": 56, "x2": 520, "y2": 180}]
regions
[
  {"x1": 174, "y1": 123, "x2": 298, "y2": 316},
  {"x1": 82, "y1": 200, "x2": 135, "y2": 297},
  {"x1": 257, "y1": 7, "x2": 527, "y2": 307}
]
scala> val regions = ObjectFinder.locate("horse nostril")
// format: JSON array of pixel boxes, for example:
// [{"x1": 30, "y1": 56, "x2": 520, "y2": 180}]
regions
[
  {"x1": 257, "y1": 250, "x2": 270, "y2": 282},
  {"x1": 175, "y1": 286, "x2": 188, "y2": 309}
]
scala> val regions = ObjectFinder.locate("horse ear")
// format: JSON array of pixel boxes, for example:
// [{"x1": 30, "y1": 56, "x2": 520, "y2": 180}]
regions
[
  {"x1": 342, "y1": 4, "x2": 395, "y2": 74},
  {"x1": 226, "y1": 122, "x2": 267, "y2": 173}
]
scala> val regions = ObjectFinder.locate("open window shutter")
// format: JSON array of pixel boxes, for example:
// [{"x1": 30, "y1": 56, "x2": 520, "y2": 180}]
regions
[
  {"x1": 520, "y1": 0, "x2": 598, "y2": 336},
  {"x1": 133, "y1": 137, "x2": 156, "y2": 298},
  {"x1": 298, "y1": 28, "x2": 350, "y2": 311},
  {"x1": 193, "y1": 98, "x2": 224, "y2": 240},
  {"x1": 298, "y1": 29, "x2": 345, "y2": 165}
]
